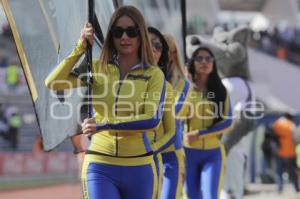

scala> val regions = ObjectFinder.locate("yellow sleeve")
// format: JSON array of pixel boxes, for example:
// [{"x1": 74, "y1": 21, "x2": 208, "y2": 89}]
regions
[
  {"x1": 175, "y1": 79, "x2": 192, "y2": 119},
  {"x1": 95, "y1": 67, "x2": 166, "y2": 131},
  {"x1": 152, "y1": 83, "x2": 176, "y2": 152},
  {"x1": 44, "y1": 40, "x2": 87, "y2": 90},
  {"x1": 197, "y1": 93, "x2": 233, "y2": 138}
]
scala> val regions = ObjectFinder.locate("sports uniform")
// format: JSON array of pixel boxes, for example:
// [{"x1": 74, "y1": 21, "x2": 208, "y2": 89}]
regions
[
  {"x1": 148, "y1": 81, "x2": 176, "y2": 199},
  {"x1": 161, "y1": 78, "x2": 191, "y2": 199},
  {"x1": 183, "y1": 87, "x2": 233, "y2": 199},
  {"x1": 45, "y1": 40, "x2": 166, "y2": 199}
]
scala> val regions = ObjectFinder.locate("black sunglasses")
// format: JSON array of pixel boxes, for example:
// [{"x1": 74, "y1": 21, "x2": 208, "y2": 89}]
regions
[
  {"x1": 193, "y1": 56, "x2": 214, "y2": 63},
  {"x1": 152, "y1": 42, "x2": 163, "y2": 51},
  {"x1": 111, "y1": 26, "x2": 139, "y2": 38}
]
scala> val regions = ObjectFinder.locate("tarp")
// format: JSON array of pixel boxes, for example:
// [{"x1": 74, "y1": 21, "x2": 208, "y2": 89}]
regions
[
  {"x1": 1, "y1": 0, "x2": 187, "y2": 151},
  {"x1": 1, "y1": 0, "x2": 115, "y2": 150}
]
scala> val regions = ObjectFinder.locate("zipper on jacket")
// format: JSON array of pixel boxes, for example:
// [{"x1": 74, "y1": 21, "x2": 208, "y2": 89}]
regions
[
  {"x1": 202, "y1": 94, "x2": 205, "y2": 149},
  {"x1": 113, "y1": 63, "x2": 142, "y2": 156},
  {"x1": 114, "y1": 67, "x2": 129, "y2": 157},
  {"x1": 114, "y1": 81, "x2": 123, "y2": 157}
]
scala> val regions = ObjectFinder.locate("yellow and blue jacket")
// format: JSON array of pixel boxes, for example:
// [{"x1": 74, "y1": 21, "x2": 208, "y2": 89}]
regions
[
  {"x1": 184, "y1": 87, "x2": 233, "y2": 149},
  {"x1": 45, "y1": 40, "x2": 167, "y2": 164},
  {"x1": 148, "y1": 82, "x2": 176, "y2": 153},
  {"x1": 163, "y1": 78, "x2": 191, "y2": 153}
]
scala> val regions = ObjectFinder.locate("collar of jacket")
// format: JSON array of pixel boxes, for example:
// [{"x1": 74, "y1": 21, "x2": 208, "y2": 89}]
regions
[{"x1": 109, "y1": 54, "x2": 150, "y2": 71}]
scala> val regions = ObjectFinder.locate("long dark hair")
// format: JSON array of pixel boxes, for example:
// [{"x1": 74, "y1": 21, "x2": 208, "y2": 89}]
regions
[
  {"x1": 147, "y1": 26, "x2": 169, "y2": 77},
  {"x1": 188, "y1": 46, "x2": 227, "y2": 124}
]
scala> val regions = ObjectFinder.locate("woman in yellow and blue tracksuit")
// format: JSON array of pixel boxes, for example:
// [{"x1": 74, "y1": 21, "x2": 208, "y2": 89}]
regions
[
  {"x1": 160, "y1": 33, "x2": 192, "y2": 199},
  {"x1": 184, "y1": 46, "x2": 233, "y2": 199},
  {"x1": 45, "y1": 6, "x2": 166, "y2": 199},
  {"x1": 149, "y1": 80, "x2": 176, "y2": 199},
  {"x1": 148, "y1": 26, "x2": 176, "y2": 199}
]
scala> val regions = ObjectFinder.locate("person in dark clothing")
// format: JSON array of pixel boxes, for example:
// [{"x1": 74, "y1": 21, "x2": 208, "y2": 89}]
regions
[
  {"x1": 0, "y1": 104, "x2": 9, "y2": 140},
  {"x1": 261, "y1": 125, "x2": 279, "y2": 183}
]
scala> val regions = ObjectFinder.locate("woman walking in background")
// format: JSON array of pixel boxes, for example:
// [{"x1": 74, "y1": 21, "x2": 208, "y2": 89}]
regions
[
  {"x1": 159, "y1": 33, "x2": 191, "y2": 199},
  {"x1": 184, "y1": 46, "x2": 233, "y2": 199},
  {"x1": 147, "y1": 26, "x2": 176, "y2": 199}
]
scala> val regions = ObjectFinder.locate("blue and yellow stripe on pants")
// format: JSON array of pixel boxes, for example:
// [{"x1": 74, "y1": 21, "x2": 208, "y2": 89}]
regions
[
  {"x1": 153, "y1": 152, "x2": 164, "y2": 199},
  {"x1": 161, "y1": 148, "x2": 185, "y2": 199},
  {"x1": 81, "y1": 154, "x2": 158, "y2": 199}
]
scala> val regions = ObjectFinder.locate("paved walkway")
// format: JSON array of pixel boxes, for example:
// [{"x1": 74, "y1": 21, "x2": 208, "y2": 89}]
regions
[{"x1": 244, "y1": 183, "x2": 300, "y2": 199}]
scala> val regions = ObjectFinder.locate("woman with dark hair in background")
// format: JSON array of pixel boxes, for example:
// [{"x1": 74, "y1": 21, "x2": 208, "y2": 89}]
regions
[
  {"x1": 147, "y1": 26, "x2": 176, "y2": 199},
  {"x1": 184, "y1": 46, "x2": 233, "y2": 199},
  {"x1": 158, "y1": 33, "x2": 191, "y2": 199}
]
